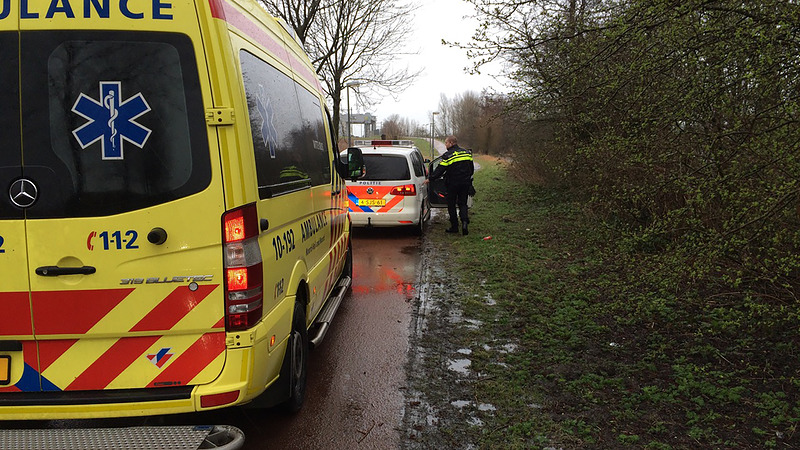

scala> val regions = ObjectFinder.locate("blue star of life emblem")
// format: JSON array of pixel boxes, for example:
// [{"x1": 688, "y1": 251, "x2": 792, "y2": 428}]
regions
[
  {"x1": 256, "y1": 85, "x2": 279, "y2": 158},
  {"x1": 72, "y1": 81, "x2": 152, "y2": 160}
]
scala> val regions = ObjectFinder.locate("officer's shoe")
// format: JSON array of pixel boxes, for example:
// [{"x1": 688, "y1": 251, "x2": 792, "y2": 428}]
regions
[
  {"x1": 462, "y1": 223, "x2": 469, "y2": 236},
  {"x1": 445, "y1": 226, "x2": 459, "y2": 233}
]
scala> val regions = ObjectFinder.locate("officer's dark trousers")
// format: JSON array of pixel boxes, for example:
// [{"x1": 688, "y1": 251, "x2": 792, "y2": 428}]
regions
[{"x1": 446, "y1": 183, "x2": 470, "y2": 227}]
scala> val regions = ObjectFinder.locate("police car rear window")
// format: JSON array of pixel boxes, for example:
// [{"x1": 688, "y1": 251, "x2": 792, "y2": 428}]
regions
[
  {"x1": 3, "y1": 31, "x2": 210, "y2": 219},
  {"x1": 361, "y1": 155, "x2": 411, "y2": 181}
]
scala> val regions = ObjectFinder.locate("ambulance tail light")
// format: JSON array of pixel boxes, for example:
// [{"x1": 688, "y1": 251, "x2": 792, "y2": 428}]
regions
[
  {"x1": 390, "y1": 184, "x2": 417, "y2": 196},
  {"x1": 223, "y1": 204, "x2": 263, "y2": 331}
]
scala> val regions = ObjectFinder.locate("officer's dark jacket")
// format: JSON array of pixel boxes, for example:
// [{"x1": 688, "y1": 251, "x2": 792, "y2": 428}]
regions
[{"x1": 430, "y1": 145, "x2": 474, "y2": 187}]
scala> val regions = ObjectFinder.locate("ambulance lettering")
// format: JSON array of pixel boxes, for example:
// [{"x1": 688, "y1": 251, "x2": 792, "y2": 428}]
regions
[
  {"x1": 300, "y1": 212, "x2": 328, "y2": 242},
  {"x1": 0, "y1": 0, "x2": 175, "y2": 20},
  {"x1": 87, "y1": 230, "x2": 139, "y2": 250},
  {"x1": 272, "y1": 229, "x2": 296, "y2": 260},
  {"x1": 120, "y1": 275, "x2": 213, "y2": 285},
  {"x1": 72, "y1": 81, "x2": 151, "y2": 160}
]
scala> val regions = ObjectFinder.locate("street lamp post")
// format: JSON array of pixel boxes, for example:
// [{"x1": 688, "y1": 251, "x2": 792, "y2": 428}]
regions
[
  {"x1": 345, "y1": 81, "x2": 361, "y2": 147},
  {"x1": 430, "y1": 111, "x2": 439, "y2": 160}
]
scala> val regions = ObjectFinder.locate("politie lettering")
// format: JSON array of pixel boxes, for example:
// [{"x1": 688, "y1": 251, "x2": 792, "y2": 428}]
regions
[{"x1": 0, "y1": 0, "x2": 174, "y2": 21}]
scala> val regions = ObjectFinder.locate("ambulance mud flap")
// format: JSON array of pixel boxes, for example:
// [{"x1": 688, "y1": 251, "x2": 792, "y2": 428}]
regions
[
  {"x1": 0, "y1": 425, "x2": 244, "y2": 450},
  {"x1": 309, "y1": 276, "x2": 352, "y2": 348}
]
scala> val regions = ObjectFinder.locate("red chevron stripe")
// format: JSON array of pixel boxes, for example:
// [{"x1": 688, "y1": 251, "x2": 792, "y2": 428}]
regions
[
  {"x1": 22, "y1": 341, "x2": 37, "y2": 368},
  {"x1": 66, "y1": 336, "x2": 159, "y2": 391},
  {"x1": 148, "y1": 332, "x2": 225, "y2": 388},
  {"x1": 377, "y1": 195, "x2": 404, "y2": 213},
  {"x1": 32, "y1": 289, "x2": 134, "y2": 335},
  {"x1": 38, "y1": 339, "x2": 78, "y2": 372},
  {"x1": 0, "y1": 292, "x2": 32, "y2": 336},
  {"x1": 129, "y1": 285, "x2": 219, "y2": 332}
]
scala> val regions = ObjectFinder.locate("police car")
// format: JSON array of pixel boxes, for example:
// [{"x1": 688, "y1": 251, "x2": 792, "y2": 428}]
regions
[{"x1": 343, "y1": 140, "x2": 430, "y2": 234}]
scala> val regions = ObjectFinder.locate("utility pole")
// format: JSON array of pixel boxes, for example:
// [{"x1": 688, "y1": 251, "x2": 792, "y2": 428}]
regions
[
  {"x1": 346, "y1": 81, "x2": 361, "y2": 146},
  {"x1": 430, "y1": 111, "x2": 439, "y2": 160}
]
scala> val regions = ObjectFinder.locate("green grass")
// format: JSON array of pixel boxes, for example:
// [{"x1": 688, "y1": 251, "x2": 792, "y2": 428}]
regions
[
  {"x1": 408, "y1": 137, "x2": 436, "y2": 160},
  {"x1": 416, "y1": 156, "x2": 800, "y2": 448}
]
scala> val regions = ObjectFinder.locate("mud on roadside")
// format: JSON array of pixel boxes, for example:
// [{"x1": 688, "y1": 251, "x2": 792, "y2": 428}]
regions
[{"x1": 401, "y1": 211, "x2": 519, "y2": 449}]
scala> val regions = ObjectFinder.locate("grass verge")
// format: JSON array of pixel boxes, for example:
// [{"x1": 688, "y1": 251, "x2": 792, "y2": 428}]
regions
[{"x1": 405, "y1": 155, "x2": 800, "y2": 449}]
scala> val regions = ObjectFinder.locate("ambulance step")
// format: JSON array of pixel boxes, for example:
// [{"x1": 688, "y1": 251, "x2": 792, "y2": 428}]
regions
[
  {"x1": 0, "y1": 425, "x2": 244, "y2": 450},
  {"x1": 309, "y1": 275, "x2": 352, "y2": 348}
]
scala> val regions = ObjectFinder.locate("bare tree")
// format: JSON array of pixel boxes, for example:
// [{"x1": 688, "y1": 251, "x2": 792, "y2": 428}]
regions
[
  {"x1": 452, "y1": 91, "x2": 481, "y2": 145},
  {"x1": 437, "y1": 94, "x2": 454, "y2": 137},
  {"x1": 260, "y1": 0, "x2": 421, "y2": 141},
  {"x1": 258, "y1": 0, "x2": 328, "y2": 45},
  {"x1": 380, "y1": 114, "x2": 405, "y2": 139}
]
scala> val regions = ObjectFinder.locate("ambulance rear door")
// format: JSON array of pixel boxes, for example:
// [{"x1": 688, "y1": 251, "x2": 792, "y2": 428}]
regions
[
  {"x1": 17, "y1": 4, "x2": 228, "y2": 397},
  {"x1": 0, "y1": 25, "x2": 35, "y2": 393}
]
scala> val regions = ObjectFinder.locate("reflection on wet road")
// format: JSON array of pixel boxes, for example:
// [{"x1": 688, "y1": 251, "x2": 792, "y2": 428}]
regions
[{"x1": 234, "y1": 227, "x2": 421, "y2": 449}]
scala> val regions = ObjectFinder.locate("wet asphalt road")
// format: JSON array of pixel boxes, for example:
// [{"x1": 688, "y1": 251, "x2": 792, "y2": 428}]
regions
[{"x1": 227, "y1": 226, "x2": 422, "y2": 449}]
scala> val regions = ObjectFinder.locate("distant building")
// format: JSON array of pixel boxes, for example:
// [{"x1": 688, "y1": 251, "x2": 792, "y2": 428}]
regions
[{"x1": 341, "y1": 112, "x2": 377, "y2": 137}]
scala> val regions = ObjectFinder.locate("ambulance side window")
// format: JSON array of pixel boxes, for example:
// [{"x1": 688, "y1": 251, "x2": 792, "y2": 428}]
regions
[
  {"x1": 296, "y1": 91, "x2": 331, "y2": 186},
  {"x1": 240, "y1": 50, "x2": 330, "y2": 198}
]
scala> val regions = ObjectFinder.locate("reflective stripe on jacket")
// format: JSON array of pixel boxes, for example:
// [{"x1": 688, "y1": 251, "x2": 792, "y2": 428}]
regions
[{"x1": 431, "y1": 145, "x2": 474, "y2": 187}]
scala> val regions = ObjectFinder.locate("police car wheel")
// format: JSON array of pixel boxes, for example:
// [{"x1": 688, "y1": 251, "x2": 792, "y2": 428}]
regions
[
  {"x1": 282, "y1": 300, "x2": 308, "y2": 413},
  {"x1": 414, "y1": 208, "x2": 425, "y2": 236}
]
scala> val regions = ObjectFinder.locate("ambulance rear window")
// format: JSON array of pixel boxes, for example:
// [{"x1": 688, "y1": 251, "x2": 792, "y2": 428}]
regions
[
  {"x1": 0, "y1": 32, "x2": 22, "y2": 220},
  {"x1": 15, "y1": 31, "x2": 210, "y2": 218},
  {"x1": 361, "y1": 155, "x2": 411, "y2": 181}
]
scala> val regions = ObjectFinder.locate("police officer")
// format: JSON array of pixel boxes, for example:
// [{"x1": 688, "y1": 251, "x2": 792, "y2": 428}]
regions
[{"x1": 426, "y1": 135, "x2": 474, "y2": 235}]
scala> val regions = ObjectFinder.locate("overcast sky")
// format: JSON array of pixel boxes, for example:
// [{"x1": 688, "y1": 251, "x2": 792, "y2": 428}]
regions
[{"x1": 366, "y1": 0, "x2": 506, "y2": 128}]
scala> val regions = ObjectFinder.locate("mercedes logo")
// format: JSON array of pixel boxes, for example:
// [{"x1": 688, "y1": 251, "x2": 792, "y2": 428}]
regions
[
  {"x1": 9, "y1": 178, "x2": 38, "y2": 208},
  {"x1": 366, "y1": 187, "x2": 374, "y2": 195}
]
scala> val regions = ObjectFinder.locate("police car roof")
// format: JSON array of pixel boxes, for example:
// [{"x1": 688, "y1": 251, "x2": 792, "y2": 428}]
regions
[
  {"x1": 353, "y1": 139, "x2": 413, "y2": 147},
  {"x1": 347, "y1": 140, "x2": 419, "y2": 155}
]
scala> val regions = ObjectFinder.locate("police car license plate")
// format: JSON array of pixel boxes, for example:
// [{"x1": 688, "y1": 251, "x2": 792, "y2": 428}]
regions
[
  {"x1": 0, "y1": 356, "x2": 9, "y2": 385},
  {"x1": 358, "y1": 199, "x2": 386, "y2": 207}
]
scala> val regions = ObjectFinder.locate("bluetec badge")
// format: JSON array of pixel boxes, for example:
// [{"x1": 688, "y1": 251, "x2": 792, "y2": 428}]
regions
[
  {"x1": 256, "y1": 85, "x2": 279, "y2": 158},
  {"x1": 72, "y1": 81, "x2": 152, "y2": 160}
]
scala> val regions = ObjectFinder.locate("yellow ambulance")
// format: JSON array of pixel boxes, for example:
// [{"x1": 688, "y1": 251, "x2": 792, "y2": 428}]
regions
[{"x1": 0, "y1": 0, "x2": 362, "y2": 419}]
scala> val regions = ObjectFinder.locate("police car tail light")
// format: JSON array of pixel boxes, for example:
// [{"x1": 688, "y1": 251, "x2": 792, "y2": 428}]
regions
[
  {"x1": 223, "y1": 204, "x2": 264, "y2": 331},
  {"x1": 390, "y1": 184, "x2": 417, "y2": 196}
]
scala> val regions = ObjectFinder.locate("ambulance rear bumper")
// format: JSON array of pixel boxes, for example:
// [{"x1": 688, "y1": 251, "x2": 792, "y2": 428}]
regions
[{"x1": 0, "y1": 385, "x2": 193, "y2": 407}]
